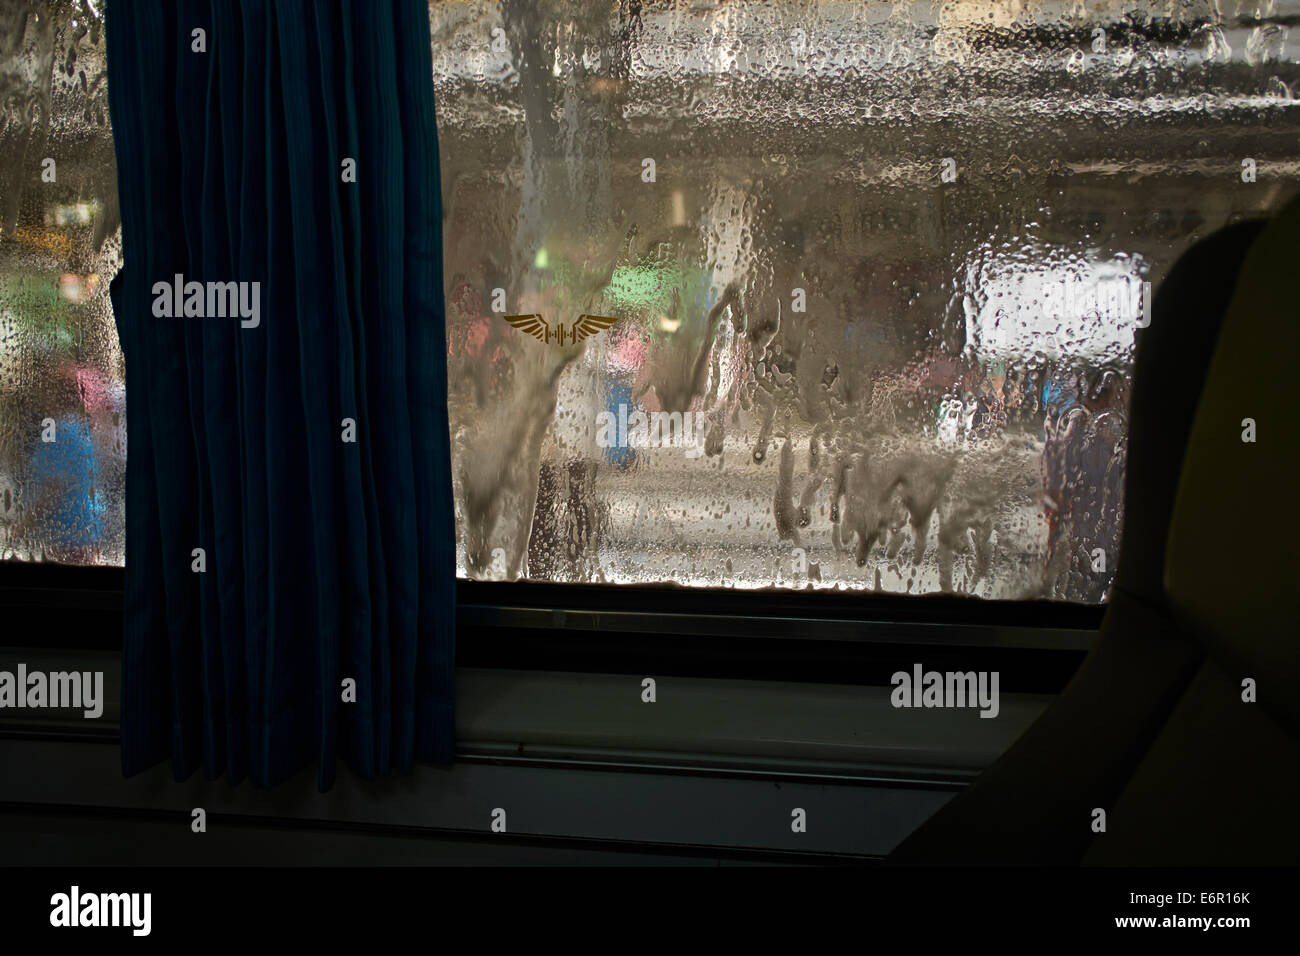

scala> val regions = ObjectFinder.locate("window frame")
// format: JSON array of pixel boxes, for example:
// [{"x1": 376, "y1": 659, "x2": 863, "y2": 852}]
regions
[{"x1": 0, "y1": 564, "x2": 1095, "y2": 692}]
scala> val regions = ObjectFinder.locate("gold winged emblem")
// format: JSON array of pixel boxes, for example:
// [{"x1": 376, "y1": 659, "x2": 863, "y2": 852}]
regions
[{"x1": 504, "y1": 313, "x2": 618, "y2": 347}]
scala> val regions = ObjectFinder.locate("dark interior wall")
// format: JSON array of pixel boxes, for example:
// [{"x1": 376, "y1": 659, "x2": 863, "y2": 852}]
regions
[
  {"x1": 0, "y1": 644, "x2": 1073, "y2": 864},
  {"x1": 0, "y1": 574, "x2": 1093, "y2": 864}
]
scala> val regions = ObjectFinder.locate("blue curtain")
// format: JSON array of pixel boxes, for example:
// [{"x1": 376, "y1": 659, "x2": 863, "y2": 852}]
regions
[{"x1": 107, "y1": 0, "x2": 455, "y2": 791}]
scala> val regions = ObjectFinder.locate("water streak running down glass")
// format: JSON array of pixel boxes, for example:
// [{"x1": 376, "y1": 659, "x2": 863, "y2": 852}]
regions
[{"x1": 2, "y1": 1, "x2": 1298, "y2": 607}]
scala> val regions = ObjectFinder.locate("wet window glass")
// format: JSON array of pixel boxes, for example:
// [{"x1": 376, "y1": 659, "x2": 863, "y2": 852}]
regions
[
  {"x1": 0, "y1": 0, "x2": 123, "y2": 565},
  {"x1": 3, "y1": 1, "x2": 1297, "y2": 606},
  {"x1": 434, "y1": 0, "x2": 1299, "y2": 603}
]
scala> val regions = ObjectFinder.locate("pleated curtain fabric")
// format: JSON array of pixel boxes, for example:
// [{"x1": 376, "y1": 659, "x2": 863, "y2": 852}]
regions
[{"x1": 107, "y1": 0, "x2": 455, "y2": 791}]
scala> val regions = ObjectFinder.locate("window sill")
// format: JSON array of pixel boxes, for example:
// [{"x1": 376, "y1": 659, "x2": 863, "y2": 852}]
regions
[{"x1": 1, "y1": 648, "x2": 1046, "y2": 783}]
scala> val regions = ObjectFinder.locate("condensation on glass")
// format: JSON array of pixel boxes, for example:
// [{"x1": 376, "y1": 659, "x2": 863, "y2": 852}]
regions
[
  {"x1": 0, "y1": 0, "x2": 123, "y2": 565},
  {"x1": 3, "y1": 2, "x2": 1298, "y2": 606},
  {"x1": 434, "y1": 0, "x2": 1300, "y2": 603}
]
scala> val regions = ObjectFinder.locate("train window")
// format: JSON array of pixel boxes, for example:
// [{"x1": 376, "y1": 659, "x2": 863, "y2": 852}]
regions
[
  {"x1": 437, "y1": 0, "x2": 1297, "y2": 602},
  {"x1": 0, "y1": 2, "x2": 123, "y2": 567},
  {"x1": 4, "y1": 1, "x2": 1298, "y2": 607}
]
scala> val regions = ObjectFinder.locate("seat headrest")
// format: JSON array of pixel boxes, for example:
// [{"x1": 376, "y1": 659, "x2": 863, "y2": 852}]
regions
[
  {"x1": 1165, "y1": 193, "x2": 1300, "y2": 735},
  {"x1": 1114, "y1": 218, "x2": 1266, "y2": 606}
]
